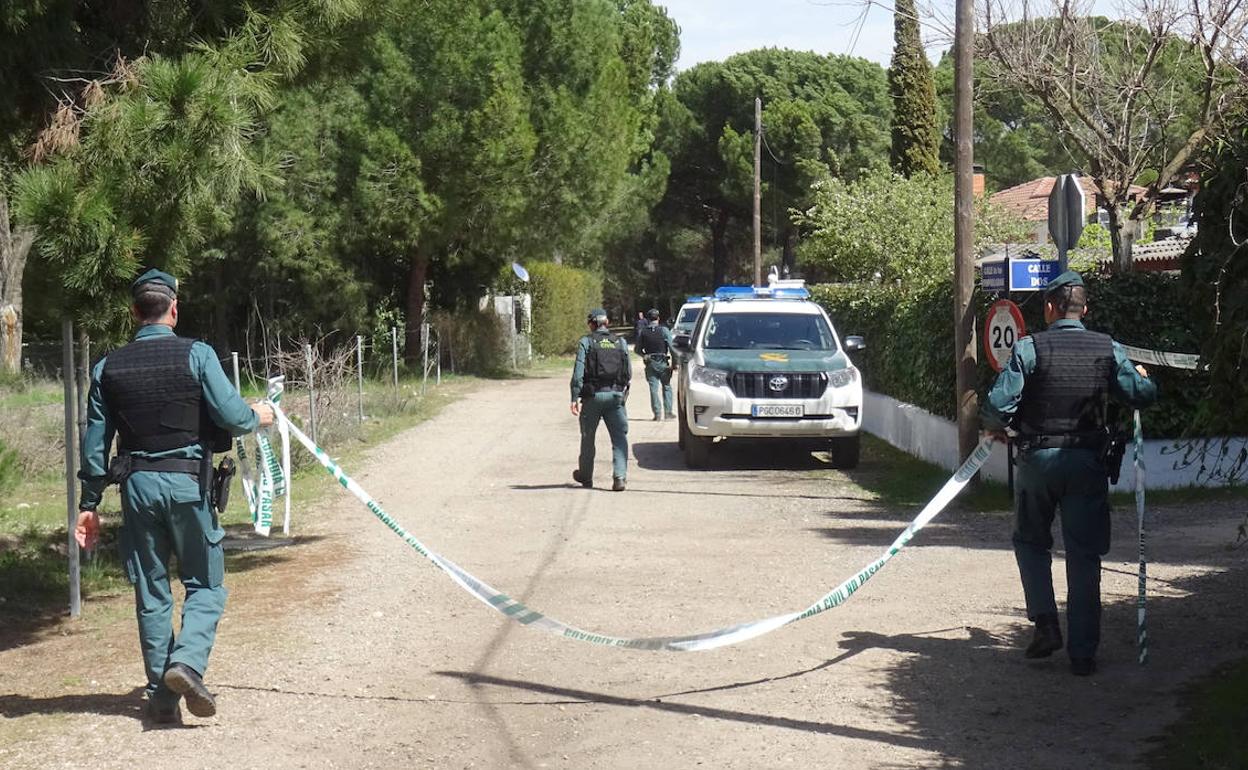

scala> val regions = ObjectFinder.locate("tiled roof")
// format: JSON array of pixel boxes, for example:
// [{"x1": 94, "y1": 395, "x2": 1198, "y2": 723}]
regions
[
  {"x1": 1131, "y1": 235, "x2": 1193, "y2": 263},
  {"x1": 989, "y1": 177, "x2": 1058, "y2": 222}
]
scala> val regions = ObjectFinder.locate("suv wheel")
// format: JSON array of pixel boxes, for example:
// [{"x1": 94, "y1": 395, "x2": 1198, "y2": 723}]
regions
[
  {"x1": 677, "y1": 398, "x2": 686, "y2": 449},
  {"x1": 830, "y1": 435, "x2": 860, "y2": 469},
  {"x1": 681, "y1": 417, "x2": 713, "y2": 468}
]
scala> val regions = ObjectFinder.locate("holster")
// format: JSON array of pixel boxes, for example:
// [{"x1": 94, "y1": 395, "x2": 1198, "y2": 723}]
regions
[
  {"x1": 1102, "y1": 429, "x2": 1128, "y2": 485},
  {"x1": 105, "y1": 454, "x2": 134, "y2": 485},
  {"x1": 210, "y1": 456, "x2": 236, "y2": 514}
]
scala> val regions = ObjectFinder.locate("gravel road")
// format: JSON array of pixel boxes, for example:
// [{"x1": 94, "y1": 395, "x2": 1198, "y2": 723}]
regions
[{"x1": 2, "y1": 364, "x2": 1245, "y2": 769}]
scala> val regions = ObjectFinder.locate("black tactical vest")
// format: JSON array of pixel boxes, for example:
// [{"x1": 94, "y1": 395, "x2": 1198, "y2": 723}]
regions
[
  {"x1": 638, "y1": 325, "x2": 669, "y2": 355},
  {"x1": 1015, "y1": 328, "x2": 1115, "y2": 437},
  {"x1": 583, "y1": 331, "x2": 629, "y2": 393},
  {"x1": 100, "y1": 335, "x2": 228, "y2": 453}
]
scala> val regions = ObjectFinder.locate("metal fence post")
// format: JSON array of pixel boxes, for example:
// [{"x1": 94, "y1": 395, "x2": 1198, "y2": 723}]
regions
[
  {"x1": 61, "y1": 320, "x2": 81, "y2": 619},
  {"x1": 356, "y1": 335, "x2": 365, "y2": 423},
  {"x1": 391, "y1": 326, "x2": 399, "y2": 391},
  {"x1": 422, "y1": 321, "x2": 430, "y2": 395},
  {"x1": 305, "y1": 342, "x2": 317, "y2": 444}
]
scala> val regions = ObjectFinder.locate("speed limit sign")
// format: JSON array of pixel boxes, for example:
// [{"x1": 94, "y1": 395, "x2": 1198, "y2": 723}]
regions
[{"x1": 984, "y1": 299, "x2": 1026, "y2": 372}]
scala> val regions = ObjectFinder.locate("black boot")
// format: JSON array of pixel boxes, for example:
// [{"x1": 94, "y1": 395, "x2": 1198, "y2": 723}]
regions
[
  {"x1": 145, "y1": 697, "x2": 182, "y2": 725},
  {"x1": 1070, "y1": 657, "x2": 1097, "y2": 676},
  {"x1": 572, "y1": 469, "x2": 592, "y2": 488},
  {"x1": 1024, "y1": 614, "x2": 1063, "y2": 659},
  {"x1": 163, "y1": 663, "x2": 216, "y2": 718}
]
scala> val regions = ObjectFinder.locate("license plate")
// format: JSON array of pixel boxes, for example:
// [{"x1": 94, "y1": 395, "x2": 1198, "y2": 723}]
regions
[{"x1": 751, "y1": 404, "x2": 803, "y2": 418}]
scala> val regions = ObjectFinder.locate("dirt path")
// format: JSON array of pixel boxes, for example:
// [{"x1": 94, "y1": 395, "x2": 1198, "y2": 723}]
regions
[{"x1": 2, "y1": 365, "x2": 1246, "y2": 769}]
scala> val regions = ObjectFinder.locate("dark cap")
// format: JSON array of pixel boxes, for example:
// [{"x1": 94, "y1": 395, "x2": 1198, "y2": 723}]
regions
[
  {"x1": 131, "y1": 268, "x2": 178, "y2": 299},
  {"x1": 647, "y1": 308, "x2": 660, "y2": 320},
  {"x1": 587, "y1": 308, "x2": 608, "y2": 324},
  {"x1": 1043, "y1": 270, "x2": 1084, "y2": 297}
]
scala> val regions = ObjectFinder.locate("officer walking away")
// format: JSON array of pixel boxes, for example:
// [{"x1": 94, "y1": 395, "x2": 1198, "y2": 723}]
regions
[
  {"x1": 981, "y1": 271, "x2": 1157, "y2": 677},
  {"x1": 634, "y1": 308, "x2": 675, "y2": 421},
  {"x1": 74, "y1": 269, "x2": 275, "y2": 723},
  {"x1": 570, "y1": 308, "x2": 631, "y2": 491}
]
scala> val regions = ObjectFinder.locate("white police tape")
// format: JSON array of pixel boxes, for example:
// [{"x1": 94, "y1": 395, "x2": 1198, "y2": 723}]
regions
[
  {"x1": 272, "y1": 402, "x2": 995, "y2": 651},
  {"x1": 1117, "y1": 344, "x2": 1200, "y2": 665},
  {"x1": 244, "y1": 377, "x2": 292, "y2": 537},
  {"x1": 1121, "y1": 344, "x2": 1201, "y2": 371},
  {"x1": 1133, "y1": 410, "x2": 1148, "y2": 665}
]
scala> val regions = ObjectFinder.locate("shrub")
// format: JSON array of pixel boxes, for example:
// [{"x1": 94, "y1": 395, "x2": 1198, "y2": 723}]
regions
[
  {"x1": 432, "y1": 308, "x2": 511, "y2": 378},
  {"x1": 529, "y1": 262, "x2": 603, "y2": 355},
  {"x1": 812, "y1": 270, "x2": 1211, "y2": 439}
]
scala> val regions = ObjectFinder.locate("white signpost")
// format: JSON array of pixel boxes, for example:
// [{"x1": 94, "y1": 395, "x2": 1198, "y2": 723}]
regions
[{"x1": 984, "y1": 299, "x2": 1027, "y2": 373}]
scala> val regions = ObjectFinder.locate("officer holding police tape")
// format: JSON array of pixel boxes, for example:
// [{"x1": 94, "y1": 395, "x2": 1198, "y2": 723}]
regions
[
  {"x1": 981, "y1": 271, "x2": 1157, "y2": 676},
  {"x1": 75, "y1": 268, "x2": 274, "y2": 723}
]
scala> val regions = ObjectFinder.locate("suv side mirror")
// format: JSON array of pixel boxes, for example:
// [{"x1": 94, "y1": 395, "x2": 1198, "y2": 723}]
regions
[
  {"x1": 844, "y1": 335, "x2": 866, "y2": 353},
  {"x1": 672, "y1": 335, "x2": 691, "y2": 352}
]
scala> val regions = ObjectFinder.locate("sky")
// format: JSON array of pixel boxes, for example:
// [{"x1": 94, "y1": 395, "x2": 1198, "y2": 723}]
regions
[{"x1": 656, "y1": 0, "x2": 936, "y2": 70}]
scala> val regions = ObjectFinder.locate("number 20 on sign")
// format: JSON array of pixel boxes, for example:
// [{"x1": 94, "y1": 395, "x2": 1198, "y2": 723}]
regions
[{"x1": 984, "y1": 299, "x2": 1026, "y2": 373}]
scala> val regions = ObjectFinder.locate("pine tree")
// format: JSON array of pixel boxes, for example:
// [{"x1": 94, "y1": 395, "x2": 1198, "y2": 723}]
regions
[{"x1": 888, "y1": 0, "x2": 940, "y2": 176}]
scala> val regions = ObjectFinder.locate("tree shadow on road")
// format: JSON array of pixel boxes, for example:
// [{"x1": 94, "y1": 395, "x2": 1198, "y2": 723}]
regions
[{"x1": 631, "y1": 439, "x2": 834, "y2": 472}]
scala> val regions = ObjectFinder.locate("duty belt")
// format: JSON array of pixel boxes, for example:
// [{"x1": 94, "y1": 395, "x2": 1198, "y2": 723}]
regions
[{"x1": 1016, "y1": 432, "x2": 1106, "y2": 451}]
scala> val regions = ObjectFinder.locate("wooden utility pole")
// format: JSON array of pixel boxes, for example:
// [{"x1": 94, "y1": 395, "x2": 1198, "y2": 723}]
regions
[
  {"x1": 753, "y1": 96, "x2": 762, "y2": 286},
  {"x1": 952, "y1": 0, "x2": 977, "y2": 462}
]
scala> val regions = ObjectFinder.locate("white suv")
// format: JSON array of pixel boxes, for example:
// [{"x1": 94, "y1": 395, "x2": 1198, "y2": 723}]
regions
[{"x1": 674, "y1": 283, "x2": 865, "y2": 468}]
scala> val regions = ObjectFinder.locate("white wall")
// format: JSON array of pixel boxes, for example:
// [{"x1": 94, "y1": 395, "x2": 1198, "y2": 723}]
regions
[{"x1": 862, "y1": 391, "x2": 1246, "y2": 491}]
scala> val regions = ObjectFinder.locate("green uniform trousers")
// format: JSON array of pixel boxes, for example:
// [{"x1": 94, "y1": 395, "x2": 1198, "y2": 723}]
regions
[
  {"x1": 578, "y1": 390, "x2": 629, "y2": 481},
  {"x1": 643, "y1": 356, "x2": 673, "y2": 418},
  {"x1": 119, "y1": 470, "x2": 227, "y2": 703},
  {"x1": 1012, "y1": 447, "x2": 1110, "y2": 659}
]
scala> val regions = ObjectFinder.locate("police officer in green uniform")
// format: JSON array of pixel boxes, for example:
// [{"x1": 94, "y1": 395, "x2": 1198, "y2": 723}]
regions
[
  {"x1": 635, "y1": 308, "x2": 676, "y2": 421},
  {"x1": 570, "y1": 308, "x2": 631, "y2": 491},
  {"x1": 74, "y1": 269, "x2": 274, "y2": 723},
  {"x1": 981, "y1": 271, "x2": 1157, "y2": 676}
]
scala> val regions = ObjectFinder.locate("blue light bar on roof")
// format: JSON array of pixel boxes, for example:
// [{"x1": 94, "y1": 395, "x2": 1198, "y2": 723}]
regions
[
  {"x1": 685, "y1": 295, "x2": 711, "y2": 303},
  {"x1": 713, "y1": 285, "x2": 810, "y2": 300}
]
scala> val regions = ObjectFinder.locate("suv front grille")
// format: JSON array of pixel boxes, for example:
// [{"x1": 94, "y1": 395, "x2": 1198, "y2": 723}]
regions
[{"x1": 729, "y1": 372, "x2": 827, "y2": 399}]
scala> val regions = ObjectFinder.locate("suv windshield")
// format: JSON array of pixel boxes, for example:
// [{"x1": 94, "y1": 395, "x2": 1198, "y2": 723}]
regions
[
  {"x1": 674, "y1": 306, "x2": 702, "y2": 333},
  {"x1": 703, "y1": 312, "x2": 837, "y2": 351}
]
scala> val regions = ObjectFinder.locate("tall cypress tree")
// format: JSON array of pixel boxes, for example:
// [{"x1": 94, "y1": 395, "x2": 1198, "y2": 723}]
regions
[{"x1": 888, "y1": 0, "x2": 940, "y2": 176}]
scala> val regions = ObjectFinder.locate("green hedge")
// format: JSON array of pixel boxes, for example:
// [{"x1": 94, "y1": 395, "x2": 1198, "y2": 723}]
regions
[
  {"x1": 530, "y1": 262, "x2": 603, "y2": 355},
  {"x1": 812, "y1": 271, "x2": 1209, "y2": 439}
]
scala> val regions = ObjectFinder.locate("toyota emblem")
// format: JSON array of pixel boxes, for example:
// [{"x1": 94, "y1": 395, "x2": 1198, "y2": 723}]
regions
[{"x1": 768, "y1": 375, "x2": 789, "y2": 392}]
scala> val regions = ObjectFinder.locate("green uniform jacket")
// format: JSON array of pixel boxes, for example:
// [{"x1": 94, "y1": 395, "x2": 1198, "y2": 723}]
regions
[
  {"x1": 78, "y1": 324, "x2": 259, "y2": 510},
  {"x1": 570, "y1": 332, "x2": 631, "y2": 402},
  {"x1": 981, "y1": 319, "x2": 1159, "y2": 431}
]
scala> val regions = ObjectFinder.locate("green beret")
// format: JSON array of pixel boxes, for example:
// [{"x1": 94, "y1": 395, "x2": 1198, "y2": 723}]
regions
[
  {"x1": 131, "y1": 268, "x2": 178, "y2": 298},
  {"x1": 1043, "y1": 270, "x2": 1084, "y2": 296}
]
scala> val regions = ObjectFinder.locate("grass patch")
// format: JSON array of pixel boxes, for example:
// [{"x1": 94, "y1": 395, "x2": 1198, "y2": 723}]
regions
[
  {"x1": 1148, "y1": 657, "x2": 1248, "y2": 769},
  {"x1": 0, "y1": 373, "x2": 480, "y2": 621},
  {"x1": 850, "y1": 435, "x2": 1013, "y2": 512}
]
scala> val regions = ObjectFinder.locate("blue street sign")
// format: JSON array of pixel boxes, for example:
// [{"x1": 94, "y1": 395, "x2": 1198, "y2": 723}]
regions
[
  {"x1": 981, "y1": 261, "x2": 1007, "y2": 292},
  {"x1": 980, "y1": 258, "x2": 1061, "y2": 292},
  {"x1": 1009, "y1": 258, "x2": 1061, "y2": 291}
]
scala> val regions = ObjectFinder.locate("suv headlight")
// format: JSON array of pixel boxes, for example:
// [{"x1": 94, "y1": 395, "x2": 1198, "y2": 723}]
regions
[
  {"x1": 827, "y1": 366, "x2": 859, "y2": 389},
  {"x1": 691, "y1": 364, "x2": 729, "y2": 388}
]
